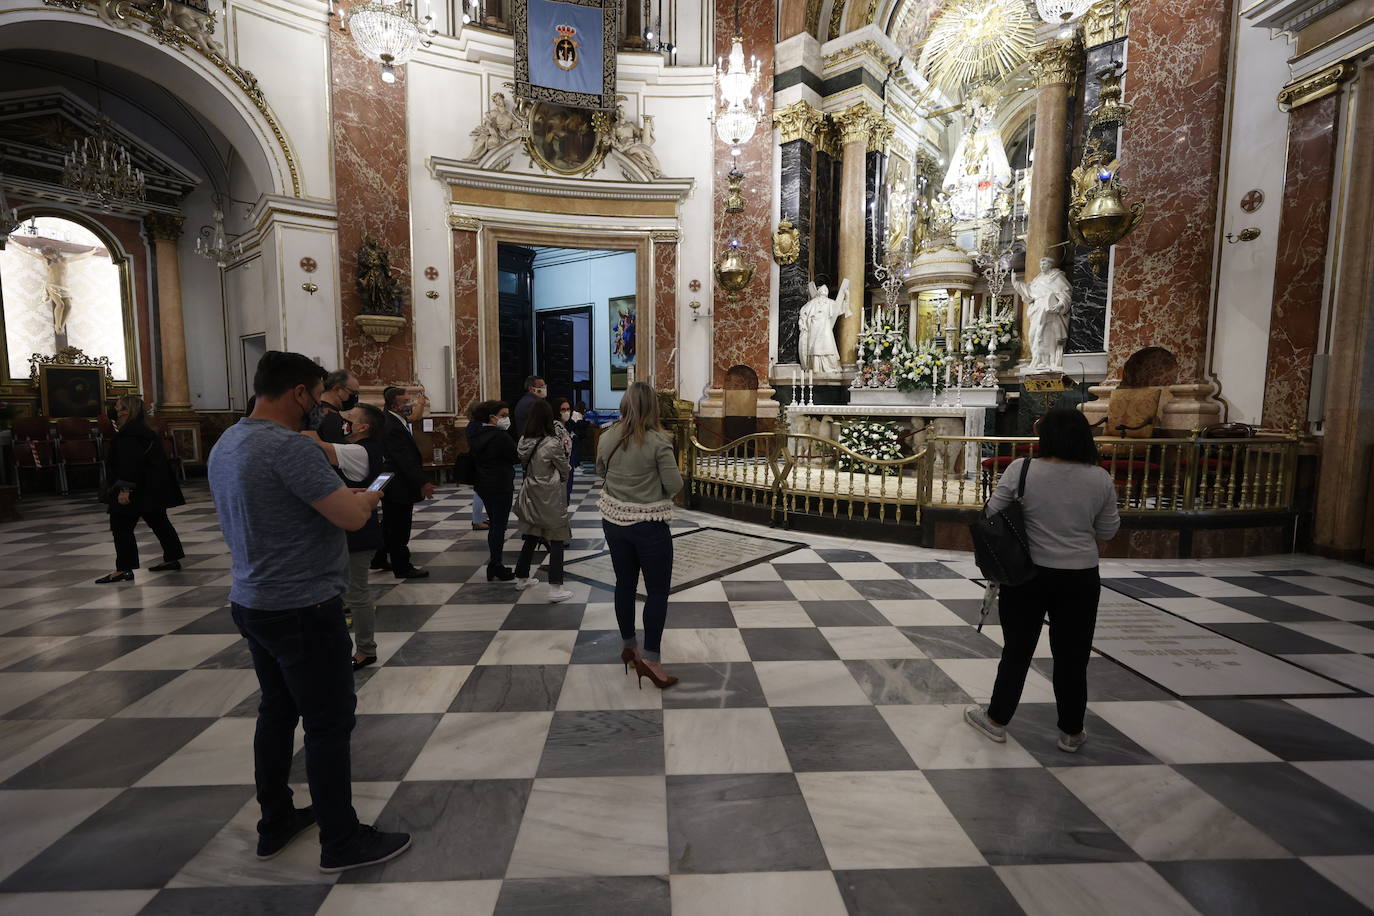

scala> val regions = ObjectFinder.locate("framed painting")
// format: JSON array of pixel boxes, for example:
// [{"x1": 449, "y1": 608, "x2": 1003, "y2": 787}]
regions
[
  {"x1": 39, "y1": 364, "x2": 107, "y2": 418},
  {"x1": 608, "y1": 294, "x2": 635, "y2": 391},
  {"x1": 527, "y1": 102, "x2": 606, "y2": 175}
]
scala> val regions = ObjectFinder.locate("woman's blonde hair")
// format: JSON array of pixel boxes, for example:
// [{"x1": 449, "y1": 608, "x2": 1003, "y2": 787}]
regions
[
  {"x1": 617, "y1": 381, "x2": 660, "y2": 445},
  {"x1": 117, "y1": 395, "x2": 147, "y2": 427}
]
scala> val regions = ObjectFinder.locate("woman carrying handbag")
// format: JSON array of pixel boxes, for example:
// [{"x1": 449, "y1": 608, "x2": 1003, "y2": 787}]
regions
[
  {"x1": 95, "y1": 396, "x2": 186, "y2": 584},
  {"x1": 513, "y1": 400, "x2": 574, "y2": 602}
]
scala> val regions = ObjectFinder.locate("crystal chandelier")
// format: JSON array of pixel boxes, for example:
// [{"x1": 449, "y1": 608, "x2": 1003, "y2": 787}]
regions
[
  {"x1": 347, "y1": 0, "x2": 436, "y2": 84},
  {"x1": 195, "y1": 197, "x2": 243, "y2": 269},
  {"x1": 714, "y1": 0, "x2": 761, "y2": 155},
  {"x1": 1034, "y1": 0, "x2": 1092, "y2": 23},
  {"x1": 62, "y1": 117, "x2": 146, "y2": 210}
]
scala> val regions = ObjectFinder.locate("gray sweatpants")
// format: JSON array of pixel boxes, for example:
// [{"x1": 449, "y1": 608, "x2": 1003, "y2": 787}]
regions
[{"x1": 344, "y1": 549, "x2": 377, "y2": 656}]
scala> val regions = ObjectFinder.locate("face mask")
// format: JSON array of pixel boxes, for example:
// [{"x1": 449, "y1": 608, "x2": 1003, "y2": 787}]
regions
[
  {"x1": 400, "y1": 403, "x2": 413, "y2": 418},
  {"x1": 300, "y1": 391, "x2": 320, "y2": 431},
  {"x1": 343, "y1": 421, "x2": 355, "y2": 438},
  {"x1": 533, "y1": 387, "x2": 547, "y2": 397},
  {"x1": 560, "y1": 410, "x2": 571, "y2": 422},
  {"x1": 341, "y1": 391, "x2": 359, "y2": 411},
  {"x1": 495, "y1": 416, "x2": 511, "y2": 430}
]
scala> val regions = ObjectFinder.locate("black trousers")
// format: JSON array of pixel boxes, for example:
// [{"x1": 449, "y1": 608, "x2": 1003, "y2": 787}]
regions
[
  {"x1": 602, "y1": 520, "x2": 673, "y2": 656},
  {"x1": 381, "y1": 500, "x2": 414, "y2": 573},
  {"x1": 232, "y1": 597, "x2": 359, "y2": 855},
  {"x1": 476, "y1": 486, "x2": 513, "y2": 568},
  {"x1": 515, "y1": 535, "x2": 564, "y2": 585},
  {"x1": 987, "y1": 566, "x2": 1101, "y2": 736},
  {"x1": 110, "y1": 507, "x2": 184, "y2": 572}
]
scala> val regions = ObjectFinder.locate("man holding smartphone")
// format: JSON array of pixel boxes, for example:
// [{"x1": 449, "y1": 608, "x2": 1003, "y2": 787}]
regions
[{"x1": 209, "y1": 351, "x2": 411, "y2": 873}]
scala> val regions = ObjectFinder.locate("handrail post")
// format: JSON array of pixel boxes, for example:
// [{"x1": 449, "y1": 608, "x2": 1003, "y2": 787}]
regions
[{"x1": 1182, "y1": 428, "x2": 1199, "y2": 511}]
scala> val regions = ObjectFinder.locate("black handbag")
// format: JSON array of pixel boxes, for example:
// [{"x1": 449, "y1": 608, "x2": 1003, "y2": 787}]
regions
[{"x1": 969, "y1": 457, "x2": 1036, "y2": 586}]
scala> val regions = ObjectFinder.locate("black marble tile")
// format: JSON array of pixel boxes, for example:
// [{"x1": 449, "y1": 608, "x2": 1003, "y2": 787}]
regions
[
  {"x1": 4, "y1": 635, "x2": 160, "y2": 671},
  {"x1": 1207, "y1": 623, "x2": 1344, "y2": 655},
  {"x1": 499, "y1": 603, "x2": 585, "y2": 630},
  {"x1": 191, "y1": 639, "x2": 254, "y2": 670},
  {"x1": 449, "y1": 665, "x2": 566, "y2": 712},
  {"x1": 835, "y1": 867, "x2": 1025, "y2": 916},
  {"x1": 802, "y1": 600, "x2": 890, "y2": 627},
  {"x1": 1032, "y1": 657, "x2": 1173, "y2": 701},
  {"x1": 845, "y1": 659, "x2": 973, "y2": 705},
  {"x1": 660, "y1": 662, "x2": 768, "y2": 709},
  {"x1": 1176, "y1": 762, "x2": 1374, "y2": 856},
  {"x1": 5, "y1": 609, "x2": 144, "y2": 638},
  {"x1": 5, "y1": 669, "x2": 181, "y2": 719},
  {"x1": 850, "y1": 579, "x2": 931, "y2": 600},
  {"x1": 414, "y1": 566, "x2": 485, "y2": 583},
  {"x1": 667, "y1": 773, "x2": 828, "y2": 873},
  {"x1": 741, "y1": 627, "x2": 838, "y2": 662},
  {"x1": 925, "y1": 768, "x2": 1136, "y2": 866},
  {"x1": 887, "y1": 562, "x2": 964, "y2": 580},
  {"x1": 939, "y1": 599, "x2": 990, "y2": 626},
  {"x1": 496, "y1": 876, "x2": 671, "y2": 916},
  {"x1": 386, "y1": 631, "x2": 496, "y2": 666},
  {"x1": 1153, "y1": 859, "x2": 1369, "y2": 916},
  {"x1": 1210, "y1": 597, "x2": 1330, "y2": 623},
  {"x1": 663, "y1": 602, "x2": 737, "y2": 628},
  {"x1": 771, "y1": 562, "x2": 842, "y2": 581},
  {"x1": 771, "y1": 706, "x2": 915, "y2": 771},
  {"x1": 1102, "y1": 579, "x2": 1195, "y2": 600},
  {"x1": 1215, "y1": 577, "x2": 1323, "y2": 596},
  {"x1": 1189, "y1": 699, "x2": 1374, "y2": 761},
  {"x1": 289, "y1": 713, "x2": 441, "y2": 783},
  {"x1": 817, "y1": 549, "x2": 879, "y2": 563},
  {"x1": 569, "y1": 630, "x2": 630, "y2": 665},
  {"x1": 339, "y1": 779, "x2": 532, "y2": 883},
  {"x1": 139, "y1": 885, "x2": 333, "y2": 916},
  {"x1": 370, "y1": 605, "x2": 442, "y2": 631},
  {"x1": 900, "y1": 626, "x2": 1002, "y2": 659},
  {"x1": 171, "y1": 607, "x2": 239, "y2": 634},
  {"x1": 169, "y1": 586, "x2": 233, "y2": 607},
  {"x1": 1007, "y1": 704, "x2": 1160, "y2": 766},
  {"x1": 0, "y1": 784, "x2": 251, "y2": 891},
  {"x1": 536, "y1": 710, "x2": 664, "y2": 778},
  {"x1": 446, "y1": 582, "x2": 528, "y2": 605},
  {"x1": 722, "y1": 581, "x2": 797, "y2": 602},
  {"x1": 4, "y1": 716, "x2": 213, "y2": 788}
]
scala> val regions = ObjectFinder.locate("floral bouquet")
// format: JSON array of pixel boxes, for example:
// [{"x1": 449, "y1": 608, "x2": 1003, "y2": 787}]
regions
[
  {"x1": 837, "y1": 420, "x2": 903, "y2": 475},
  {"x1": 895, "y1": 344, "x2": 948, "y2": 392},
  {"x1": 961, "y1": 310, "x2": 1019, "y2": 356},
  {"x1": 856, "y1": 315, "x2": 909, "y2": 362}
]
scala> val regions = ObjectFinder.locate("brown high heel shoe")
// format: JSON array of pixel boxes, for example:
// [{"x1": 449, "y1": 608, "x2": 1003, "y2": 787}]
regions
[
  {"x1": 620, "y1": 647, "x2": 638, "y2": 674},
  {"x1": 632, "y1": 657, "x2": 678, "y2": 690}
]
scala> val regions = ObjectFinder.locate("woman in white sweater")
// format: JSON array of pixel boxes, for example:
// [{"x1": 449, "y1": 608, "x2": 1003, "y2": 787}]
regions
[{"x1": 966, "y1": 408, "x2": 1121, "y2": 753}]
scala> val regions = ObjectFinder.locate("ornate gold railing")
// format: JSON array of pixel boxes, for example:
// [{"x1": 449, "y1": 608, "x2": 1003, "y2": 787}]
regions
[{"x1": 925, "y1": 433, "x2": 1301, "y2": 513}]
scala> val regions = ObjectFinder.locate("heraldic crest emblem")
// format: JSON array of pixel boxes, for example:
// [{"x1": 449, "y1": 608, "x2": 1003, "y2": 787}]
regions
[{"x1": 553, "y1": 24, "x2": 580, "y2": 71}]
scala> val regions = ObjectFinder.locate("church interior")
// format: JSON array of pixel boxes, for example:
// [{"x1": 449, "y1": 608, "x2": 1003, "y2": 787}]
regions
[{"x1": 2, "y1": 0, "x2": 1374, "y2": 909}]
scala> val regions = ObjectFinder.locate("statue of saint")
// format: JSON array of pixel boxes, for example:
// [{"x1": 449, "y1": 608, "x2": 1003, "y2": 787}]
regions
[
  {"x1": 797, "y1": 279, "x2": 851, "y2": 374},
  {"x1": 463, "y1": 92, "x2": 524, "y2": 161},
  {"x1": 356, "y1": 236, "x2": 402, "y2": 316},
  {"x1": 1011, "y1": 256, "x2": 1072, "y2": 372}
]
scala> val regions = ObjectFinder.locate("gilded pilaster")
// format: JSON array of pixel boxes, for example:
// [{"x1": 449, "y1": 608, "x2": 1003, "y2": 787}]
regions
[{"x1": 773, "y1": 100, "x2": 827, "y2": 145}]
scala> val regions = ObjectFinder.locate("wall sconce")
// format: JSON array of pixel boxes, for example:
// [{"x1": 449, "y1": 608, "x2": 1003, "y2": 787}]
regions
[
  {"x1": 689, "y1": 300, "x2": 712, "y2": 321},
  {"x1": 425, "y1": 290, "x2": 439, "y2": 299},
  {"x1": 1225, "y1": 228, "x2": 1261, "y2": 244},
  {"x1": 301, "y1": 281, "x2": 319, "y2": 295}
]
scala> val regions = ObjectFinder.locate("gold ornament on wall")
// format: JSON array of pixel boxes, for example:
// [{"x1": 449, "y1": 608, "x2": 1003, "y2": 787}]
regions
[
  {"x1": 714, "y1": 240, "x2": 755, "y2": 303},
  {"x1": 725, "y1": 168, "x2": 746, "y2": 212},
  {"x1": 772, "y1": 219, "x2": 800, "y2": 265},
  {"x1": 1068, "y1": 140, "x2": 1144, "y2": 274}
]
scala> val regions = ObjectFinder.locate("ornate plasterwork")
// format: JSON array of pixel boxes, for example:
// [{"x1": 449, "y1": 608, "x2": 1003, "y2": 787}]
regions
[
  {"x1": 650, "y1": 229, "x2": 680, "y2": 243},
  {"x1": 833, "y1": 102, "x2": 885, "y2": 146},
  {"x1": 142, "y1": 213, "x2": 184, "y2": 240},
  {"x1": 1032, "y1": 37, "x2": 1083, "y2": 89},
  {"x1": 773, "y1": 100, "x2": 827, "y2": 145},
  {"x1": 1082, "y1": 0, "x2": 1130, "y2": 46},
  {"x1": 1277, "y1": 61, "x2": 1355, "y2": 110},
  {"x1": 821, "y1": 39, "x2": 922, "y2": 98},
  {"x1": 37, "y1": 0, "x2": 301, "y2": 197},
  {"x1": 448, "y1": 213, "x2": 481, "y2": 231},
  {"x1": 868, "y1": 119, "x2": 895, "y2": 152}
]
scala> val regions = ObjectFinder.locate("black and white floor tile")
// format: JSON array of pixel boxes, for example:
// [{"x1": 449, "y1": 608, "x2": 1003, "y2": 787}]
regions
[{"x1": 2, "y1": 479, "x2": 1374, "y2": 914}]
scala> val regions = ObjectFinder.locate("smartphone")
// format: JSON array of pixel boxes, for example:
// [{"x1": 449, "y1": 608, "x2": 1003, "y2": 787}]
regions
[{"x1": 366, "y1": 472, "x2": 394, "y2": 492}]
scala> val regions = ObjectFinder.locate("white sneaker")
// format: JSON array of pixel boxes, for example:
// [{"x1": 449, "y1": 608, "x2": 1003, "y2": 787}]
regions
[
  {"x1": 964, "y1": 705, "x2": 1007, "y2": 743},
  {"x1": 1058, "y1": 730, "x2": 1088, "y2": 753},
  {"x1": 514, "y1": 577, "x2": 539, "y2": 590},
  {"x1": 547, "y1": 585, "x2": 574, "y2": 603}
]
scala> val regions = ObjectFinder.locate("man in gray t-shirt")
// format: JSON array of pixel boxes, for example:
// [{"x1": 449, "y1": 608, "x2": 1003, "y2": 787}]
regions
[{"x1": 209, "y1": 350, "x2": 411, "y2": 874}]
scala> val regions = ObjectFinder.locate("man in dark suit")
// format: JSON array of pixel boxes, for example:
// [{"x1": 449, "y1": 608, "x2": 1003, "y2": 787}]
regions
[
  {"x1": 377, "y1": 386, "x2": 434, "y2": 579},
  {"x1": 512, "y1": 375, "x2": 546, "y2": 440}
]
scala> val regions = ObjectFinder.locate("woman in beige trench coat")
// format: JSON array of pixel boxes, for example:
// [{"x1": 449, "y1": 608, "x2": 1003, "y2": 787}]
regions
[{"x1": 514, "y1": 399, "x2": 573, "y2": 602}]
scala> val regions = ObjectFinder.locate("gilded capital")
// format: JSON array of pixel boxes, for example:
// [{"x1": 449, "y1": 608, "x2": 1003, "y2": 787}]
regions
[
  {"x1": 448, "y1": 213, "x2": 481, "y2": 231},
  {"x1": 834, "y1": 103, "x2": 883, "y2": 147},
  {"x1": 650, "y1": 229, "x2": 680, "y2": 243},
  {"x1": 1277, "y1": 62, "x2": 1354, "y2": 110},
  {"x1": 868, "y1": 120, "x2": 895, "y2": 153},
  {"x1": 1032, "y1": 38, "x2": 1082, "y2": 89},
  {"x1": 144, "y1": 213, "x2": 184, "y2": 242},
  {"x1": 773, "y1": 100, "x2": 827, "y2": 146}
]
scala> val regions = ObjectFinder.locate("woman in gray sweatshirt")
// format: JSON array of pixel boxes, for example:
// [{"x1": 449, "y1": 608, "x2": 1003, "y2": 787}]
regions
[{"x1": 966, "y1": 408, "x2": 1121, "y2": 753}]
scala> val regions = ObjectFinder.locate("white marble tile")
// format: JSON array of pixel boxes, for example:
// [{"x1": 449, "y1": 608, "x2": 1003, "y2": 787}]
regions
[
  {"x1": 1088, "y1": 701, "x2": 1279, "y2": 764},
  {"x1": 723, "y1": 564, "x2": 781, "y2": 581},
  {"x1": 0, "y1": 636, "x2": 75, "y2": 669},
  {"x1": 354, "y1": 666, "x2": 472, "y2": 714},
  {"x1": 819, "y1": 626, "x2": 925, "y2": 660},
  {"x1": 1160, "y1": 578, "x2": 1261, "y2": 598},
  {"x1": 75, "y1": 586, "x2": 197, "y2": 609},
  {"x1": 506, "y1": 775, "x2": 668, "y2": 878},
  {"x1": 1282, "y1": 654, "x2": 1374, "y2": 693},
  {"x1": 996, "y1": 862, "x2": 1202, "y2": 916},
  {"x1": 770, "y1": 549, "x2": 829, "y2": 565},
  {"x1": 1053, "y1": 765, "x2": 1287, "y2": 861},
  {"x1": 0, "y1": 788, "x2": 122, "y2": 881},
  {"x1": 116, "y1": 669, "x2": 259, "y2": 719},
  {"x1": 579, "y1": 603, "x2": 618, "y2": 630},
  {"x1": 84, "y1": 607, "x2": 224, "y2": 637},
  {"x1": 377, "y1": 582, "x2": 462, "y2": 605},
  {"x1": 729, "y1": 601, "x2": 813, "y2": 628},
  {"x1": 1277, "y1": 576, "x2": 1374, "y2": 596},
  {"x1": 1281, "y1": 621, "x2": 1374, "y2": 653},
  {"x1": 664, "y1": 708, "x2": 790, "y2": 775},
  {"x1": 137, "y1": 717, "x2": 302, "y2": 787},
  {"x1": 878, "y1": 704, "x2": 1040, "y2": 770},
  {"x1": 420, "y1": 605, "x2": 512, "y2": 631},
  {"x1": 1294, "y1": 761, "x2": 1374, "y2": 813},
  {"x1": 754, "y1": 660, "x2": 870, "y2": 707},
  {"x1": 933, "y1": 658, "x2": 1054, "y2": 704},
  {"x1": 1146, "y1": 598, "x2": 1263, "y2": 624},
  {"x1": 0, "y1": 589, "x2": 66, "y2": 611},
  {"x1": 97, "y1": 634, "x2": 239, "y2": 671},
  {"x1": 784, "y1": 580, "x2": 863, "y2": 601},
  {"x1": 0, "y1": 891, "x2": 156, "y2": 916},
  {"x1": 671, "y1": 581, "x2": 728, "y2": 602},
  {"x1": 1286, "y1": 698, "x2": 1374, "y2": 744},
  {"x1": 798, "y1": 771, "x2": 985, "y2": 869},
  {"x1": 1278, "y1": 595, "x2": 1374, "y2": 621},
  {"x1": 908, "y1": 577, "x2": 987, "y2": 598},
  {"x1": 0, "y1": 720, "x2": 100, "y2": 783},
  {"x1": 871, "y1": 599, "x2": 966, "y2": 627},
  {"x1": 0, "y1": 671, "x2": 83, "y2": 717},
  {"x1": 0, "y1": 606, "x2": 73, "y2": 635},
  {"x1": 1304, "y1": 856, "x2": 1374, "y2": 909},
  {"x1": 405, "y1": 712, "x2": 554, "y2": 780},
  {"x1": 828, "y1": 562, "x2": 904, "y2": 581},
  {"x1": 670, "y1": 871, "x2": 847, "y2": 916},
  {"x1": 476, "y1": 631, "x2": 575, "y2": 666},
  {"x1": 659, "y1": 628, "x2": 751, "y2": 663},
  {"x1": 515, "y1": 581, "x2": 592, "y2": 606},
  {"x1": 316, "y1": 881, "x2": 501, "y2": 916},
  {"x1": 556, "y1": 664, "x2": 662, "y2": 711}
]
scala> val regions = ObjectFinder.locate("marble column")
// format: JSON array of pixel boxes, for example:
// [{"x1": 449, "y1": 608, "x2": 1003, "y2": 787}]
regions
[
  {"x1": 773, "y1": 100, "x2": 826, "y2": 365},
  {"x1": 329, "y1": 22, "x2": 413, "y2": 386},
  {"x1": 450, "y1": 216, "x2": 482, "y2": 412},
  {"x1": 144, "y1": 214, "x2": 192, "y2": 413},
  {"x1": 651, "y1": 230, "x2": 679, "y2": 389},
  {"x1": 1108, "y1": 0, "x2": 1231, "y2": 383},
  {"x1": 834, "y1": 103, "x2": 881, "y2": 368},
  {"x1": 1261, "y1": 92, "x2": 1342, "y2": 430}
]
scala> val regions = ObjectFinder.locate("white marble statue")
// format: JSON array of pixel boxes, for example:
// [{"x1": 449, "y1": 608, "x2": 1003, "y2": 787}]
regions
[
  {"x1": 797, "y1": 279, "x2": 851, "y2": 374},
  {"x1": 463, "y1": 93, "x2": 524, "y2": 161},
  {"x1": 1011, "y1": 257, "x2": 1072, "y2": 372},
  {"x1": 610, "y1": 108, "x2": 664, "y2": 179}
]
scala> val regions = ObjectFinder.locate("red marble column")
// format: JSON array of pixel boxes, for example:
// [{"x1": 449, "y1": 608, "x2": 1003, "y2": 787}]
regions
[
  {"x1": 1107, "y1": 0, "x2": 1230, "y2": 382},
  {"x1": 452, "y1": 225, "x2": 482, "y2": 413},
  {"x1": 711, "y1": 0, "x2": 775, "y2": 385},
  {"x1": 652, "y1": 233, "x2": 679, "y2": 390},
  {"x1": 329, "y1": 26, "x2": 414, "y2": 385},
  {"x1": 1262, "y1": 94, "x2": 1340, "y2": 430}
]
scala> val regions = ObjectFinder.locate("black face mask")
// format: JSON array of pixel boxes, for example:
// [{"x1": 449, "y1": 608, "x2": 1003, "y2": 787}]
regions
[{"x1": 341, "y1": 391, "x2": 359, "y2": 411}]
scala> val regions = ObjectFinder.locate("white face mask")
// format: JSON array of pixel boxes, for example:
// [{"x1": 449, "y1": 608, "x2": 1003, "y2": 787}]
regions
[
  {"x1": 495, "y1": 416, "x2": 511, "y2": 430},
  {"x1": 560, "y1": 410, "x2": 572, "y2": 421}
]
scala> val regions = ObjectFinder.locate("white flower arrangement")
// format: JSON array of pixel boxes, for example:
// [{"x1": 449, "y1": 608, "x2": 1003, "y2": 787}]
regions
[
  {"x1": 894, "y1": 343, "x2": 948, "y2": 392},
  {"x1": 959, "y1": 311, "x2": 1019, "y2": 357},
  {"x1": 837, "y1": 420, "x2": 903, "y2": 474}
]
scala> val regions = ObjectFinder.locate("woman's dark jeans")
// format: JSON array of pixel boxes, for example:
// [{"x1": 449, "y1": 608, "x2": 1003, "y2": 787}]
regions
[
  {"x1": 602, "y1": 520, "x2": 673, "y2": 657},
  {"x1": 476, "y1": 486, "x2": 513, "y2": 568}
]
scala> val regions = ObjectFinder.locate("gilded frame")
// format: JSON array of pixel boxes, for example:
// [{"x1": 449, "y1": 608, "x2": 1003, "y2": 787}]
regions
[
  {"x1": 37, "y1": 362, "x2": 108, "y2": 418},
  {"x1": 525, "y1": 102, "x2": 609, "y2": 176},
  {"x1": 511, "y1": 0, "x2": 620, "y2": 110}
]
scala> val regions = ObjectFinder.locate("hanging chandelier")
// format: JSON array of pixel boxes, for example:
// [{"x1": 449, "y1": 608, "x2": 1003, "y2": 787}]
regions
[
  {"x1": 62, "y1": 118, "x2": 146, "y2": 210},
  {"x1": 714, "y1": 0, "x2": 761, "y2": 154},
  {"x1": 195, "y1": 197, "x2": 243, "y2": 269},
  {"x1": 1034, "y1": 0, "x2": 1092, "y2": 22},
  {"x1": 347, "y1": 0, "x2": 436, "y2": 84}
]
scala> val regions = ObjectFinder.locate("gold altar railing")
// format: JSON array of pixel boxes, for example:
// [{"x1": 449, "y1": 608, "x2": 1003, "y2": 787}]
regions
[{"x1": 924, "y1": 433, "x2": 1301, "y2": 513}]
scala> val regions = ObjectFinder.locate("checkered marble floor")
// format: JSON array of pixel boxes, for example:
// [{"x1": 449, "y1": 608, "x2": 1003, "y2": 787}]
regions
[{"x1": 3, "y1": 479, "x2": 1374, "y2": 915}]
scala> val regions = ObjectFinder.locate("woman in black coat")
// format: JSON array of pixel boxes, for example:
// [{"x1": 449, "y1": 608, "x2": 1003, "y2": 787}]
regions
[
  {"x1": 95, "y1": 396, "x2": 186, "y2": 584},
  {"x1": 466, "y1": 399, "x2": 518, "y2": 581}
]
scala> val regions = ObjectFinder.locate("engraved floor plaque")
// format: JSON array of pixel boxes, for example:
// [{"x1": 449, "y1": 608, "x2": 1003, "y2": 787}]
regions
[
  {"x1": 1093, "y1": 589, "x2": 1353, "y2": 697},
  {"x1": 565, "y1": 527, "x2": 802, "y2": 595}
]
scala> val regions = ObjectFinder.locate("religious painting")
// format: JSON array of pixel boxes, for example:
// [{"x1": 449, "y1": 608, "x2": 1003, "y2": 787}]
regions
[
  {"x1": 608, "y1": 294, "x2": 636, "y2": 390},
  {"x1": 513, "y1": 0, "x2": 619, "y2": 110},
  {"x1": 527, "y1": 102, "x2": 605, "y2": 175},
  {"x1": 39, "y1": 364, "x2": 106, "y2": 418}
]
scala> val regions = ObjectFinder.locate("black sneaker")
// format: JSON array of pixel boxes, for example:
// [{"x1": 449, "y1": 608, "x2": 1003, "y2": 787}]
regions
[
  {"x1": 393, "y1": 568, "x2": 429, "y2": 580},
  {"x1": 256, "y1": 807, "x2": 316, "y2": 860},
  {"x1": 318, "y1": 825, "x2": 412, "y2": 873}
]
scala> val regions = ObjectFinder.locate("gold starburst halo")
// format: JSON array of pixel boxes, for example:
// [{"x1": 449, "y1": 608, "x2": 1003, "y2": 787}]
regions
[{"x1": 919, "y1": 0, "x2": 1038, "y2": 93}]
